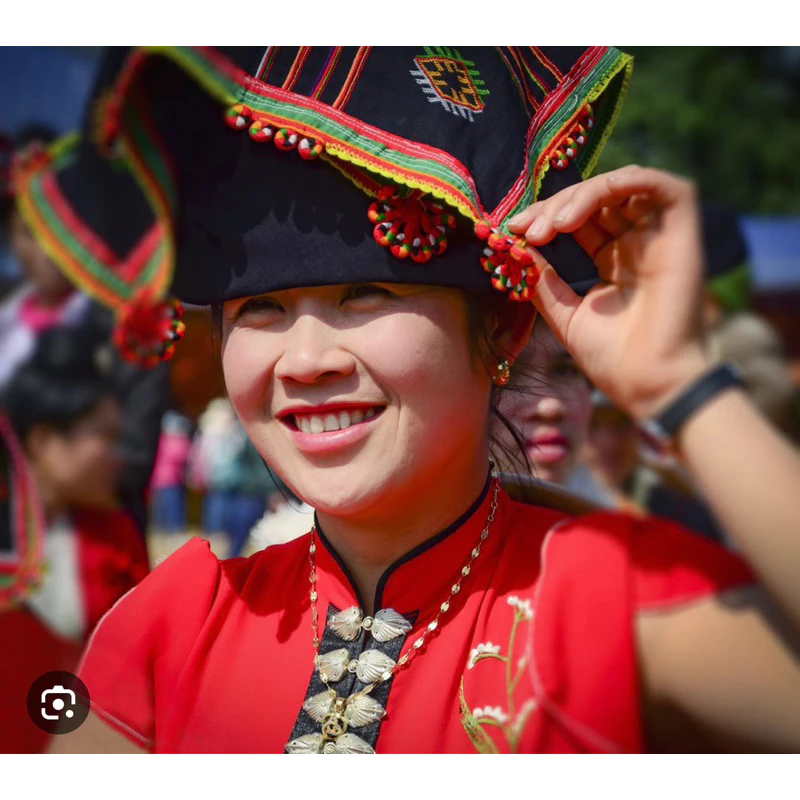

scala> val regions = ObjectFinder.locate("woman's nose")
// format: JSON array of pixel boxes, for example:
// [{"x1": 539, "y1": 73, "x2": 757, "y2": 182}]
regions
[
  {"x1": 531, "y1": 394, "x2": 566, "y2": 421},
  {"x1": 273, "y1": 317, "x2": 357, "y2": 385}
]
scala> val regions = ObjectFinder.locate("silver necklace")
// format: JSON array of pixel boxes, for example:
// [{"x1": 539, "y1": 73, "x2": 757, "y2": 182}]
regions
[{"x1": 286, "y1": 476, "x2": 501, "y2": 754}]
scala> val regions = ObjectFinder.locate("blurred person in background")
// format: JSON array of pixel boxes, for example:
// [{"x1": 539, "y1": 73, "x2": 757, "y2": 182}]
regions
[
  {"x1": 150, "y1": 410, "x2": 193, "y2": 535},
  {"x1": 0, "y1": 125, "x2": 89, "y2": 388},
  {"x1": 702, "y1": 202, "x2": 798, "y2": 441},
  {"x1": 497, "y1": 319, "x2": 728, "y2": 542},
  {"x1": 0, "y1": 324, "x2": 149, "y2": 752},
  {"x1": 497, "y1": 317, "x2": 615, "y2": 508},
  {"x1": 712, "y1": 314, "x2": 798, "y2": 441},
  {"x1": 0, "y1": 125, "x2": 171, "y2": 536},
  {"x1": 584, "y1": 391, "x2": 727, "y2": 544},
  {"x1": 1, "y1": 130, "x2": 21, "y2": 299},
  {"x1": 189, "y1": 397, "x2": 284, "y2": 557}
]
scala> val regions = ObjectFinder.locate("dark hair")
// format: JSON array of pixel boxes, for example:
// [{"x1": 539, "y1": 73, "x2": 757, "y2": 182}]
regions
[
  {"x1": 2, "y1": 324, "x2": 115, "y2": 443},
  {"x1": 462, "y1": 292, "x2": 534, "y2": 476}
]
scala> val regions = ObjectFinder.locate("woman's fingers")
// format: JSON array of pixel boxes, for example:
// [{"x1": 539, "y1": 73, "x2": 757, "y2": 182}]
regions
[
  {"x1": 528, "y1": 257, "x2": 582, "y2": 347},
  {"x1": 593, "y1": 205, "x2": 631, "y2": 238},
  {"x1": 509, "y1": 166, "x2": 695, "y2": 245},
  {"x1": 571, "y1": 217, "x2": 613, "y2": 261},
  {"x1": 618, "y1": 192, "x2": 658, "y2": 224}
]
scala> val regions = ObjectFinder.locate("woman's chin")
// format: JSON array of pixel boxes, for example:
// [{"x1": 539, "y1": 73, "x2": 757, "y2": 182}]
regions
[
  {"x1": 289, "y1": 468, "x2": 388, "y2": 518},
  {"x1": 529, "y1": 461, "x2": 571, "y2": 487}
]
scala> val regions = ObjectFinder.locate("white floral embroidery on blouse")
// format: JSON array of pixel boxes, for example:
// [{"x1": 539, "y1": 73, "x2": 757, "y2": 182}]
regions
[
  {"x1": 467, "y1": 641, "x2": 501, "y2": 669},
  {"x1": 506, "y1": 594, "x2": 533, "y2": 620},
  {"x1": 459, "y1": 594, "x2": 538, "y2": 753},
  {"x1": 473, "y1": 706, "x2": 510, "y2": 724}
]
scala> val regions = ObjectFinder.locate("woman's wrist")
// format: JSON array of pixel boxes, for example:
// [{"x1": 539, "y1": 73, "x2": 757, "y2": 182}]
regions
[{"x1": 625, "y1": 350, "x2": 713, "y2": 423}]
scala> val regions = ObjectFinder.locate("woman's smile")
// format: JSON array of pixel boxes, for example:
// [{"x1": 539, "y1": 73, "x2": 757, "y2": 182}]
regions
[{"x1": 279, "y1": 403, "x2": 387, "y2": 455}]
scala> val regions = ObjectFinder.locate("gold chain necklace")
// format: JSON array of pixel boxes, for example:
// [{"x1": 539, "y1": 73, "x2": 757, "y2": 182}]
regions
[{"x1": 285, "y1": 475, "x2": 501, "y2": 754}]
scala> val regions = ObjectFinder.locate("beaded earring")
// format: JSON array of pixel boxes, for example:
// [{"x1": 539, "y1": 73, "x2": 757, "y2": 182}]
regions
[{"x1": 493, "y1": 360, "x2": 511, "y2": 387}]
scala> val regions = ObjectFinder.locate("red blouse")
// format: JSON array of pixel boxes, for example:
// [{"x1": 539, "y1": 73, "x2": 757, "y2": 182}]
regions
[{"x1": 79, "y1": 482, "x2": 753, "y2": 753}]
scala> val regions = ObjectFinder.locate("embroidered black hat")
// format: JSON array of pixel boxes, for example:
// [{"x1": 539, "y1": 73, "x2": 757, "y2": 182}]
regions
[{"x1": 17, "y1": 46, "x2": 633, "y2": 364}]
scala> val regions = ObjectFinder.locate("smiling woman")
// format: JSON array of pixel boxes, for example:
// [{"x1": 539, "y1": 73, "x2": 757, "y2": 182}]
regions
[
  {"x1": 222, "y1": 283, "x2": 496, "y2": 531},
  {"x1": 18, "y1": 47, "x2": 800, "y2": 754}
]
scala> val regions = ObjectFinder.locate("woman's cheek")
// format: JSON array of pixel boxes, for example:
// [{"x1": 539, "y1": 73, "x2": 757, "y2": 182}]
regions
[
  {"x1": 222, "y1": 329, "x2": 274, "y2": 423},
  {"x1": 567, "y1": 383, "x2": 593, "y2": 442}
]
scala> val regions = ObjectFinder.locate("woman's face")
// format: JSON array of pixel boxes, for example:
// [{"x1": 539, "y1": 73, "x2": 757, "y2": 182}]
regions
[
  {"x1": 31, "y1": 396, "x2": 123, "y2": 511},
  {"x1": 584, "y1": 406, "x2": 640, "y2": 489},
  {"x1": 9, "y1": 209, "x2": 73, "y2": 303},
  {"x1": 498, "y1": 323, "x2": 591, "y2": 485},
  {"x1": 222, "y1": 283, "x2": 492, "y2": 518}
]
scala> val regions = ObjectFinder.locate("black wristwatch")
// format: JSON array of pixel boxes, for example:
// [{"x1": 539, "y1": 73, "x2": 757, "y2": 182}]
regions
[{"x1": 644, "y1": 362, "x2": 745, "y2": 442}]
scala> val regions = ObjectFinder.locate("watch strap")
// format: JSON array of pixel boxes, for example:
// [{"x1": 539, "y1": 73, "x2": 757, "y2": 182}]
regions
[{"x1": 654, "y1": 362, "x2": 744, "y2": 438}]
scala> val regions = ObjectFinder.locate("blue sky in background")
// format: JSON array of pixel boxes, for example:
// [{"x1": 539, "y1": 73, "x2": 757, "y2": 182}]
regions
[
  {"x1": 0, "y1": 47, "x2": 100, "y2": 135},
  {"x1": 1, "y1": 47, "x2": 798, "y2": 290},
  {"x1": 741, "y1": 219, "x2": 800, "y2": 290}
]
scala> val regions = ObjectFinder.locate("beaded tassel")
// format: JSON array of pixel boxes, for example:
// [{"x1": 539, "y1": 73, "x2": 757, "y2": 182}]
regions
[
  {"x1": 368, "y1": 186, "x2": 457, "y2": 264},
  {"x1": 113, "y1": 290, "x2": 186, "y2": 368},
  {"x1": 225, "y1": 105, "x2": 325, "y2": 161},
  {"x1": 475, "y1": 222, "x2": 538, "y2": 302},
  {"x1": 550, "y1": 104, "x2": 594, "y2": 170}
]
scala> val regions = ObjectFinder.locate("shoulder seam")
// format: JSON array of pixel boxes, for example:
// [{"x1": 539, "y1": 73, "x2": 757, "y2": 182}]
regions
[{"x1": 90, "y1": 701, "x2": 154, "y2": 750}]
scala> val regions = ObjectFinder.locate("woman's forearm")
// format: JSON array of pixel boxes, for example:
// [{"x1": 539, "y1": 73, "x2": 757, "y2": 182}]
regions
[{"x1": 674, "y1": 386, "x2": 800, "y2": 628}]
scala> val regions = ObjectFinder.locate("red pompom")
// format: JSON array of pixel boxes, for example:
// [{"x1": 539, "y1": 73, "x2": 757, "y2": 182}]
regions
[
  {"x1": 368, "y1": 188, "x2": 455, "y2": 265},
  {"x1": 113, "y1": 291, "x2": 186, "y2": 368}
]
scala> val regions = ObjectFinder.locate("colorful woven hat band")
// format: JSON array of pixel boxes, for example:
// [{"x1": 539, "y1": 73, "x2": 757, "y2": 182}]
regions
[
  {"x1": 13, "y1": 138, "x2": 185, "y2": 368},
  {"x1": 15, "y1": 47, "x2": 633, "y2": 367},
  {"x1": 0, "y1": 415, "x2": 45, "y2": 611}
]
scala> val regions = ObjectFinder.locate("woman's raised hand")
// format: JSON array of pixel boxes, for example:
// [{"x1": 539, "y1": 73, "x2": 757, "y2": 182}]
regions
[{"x1": 509, "y1": 166, "x2": 711, "y2": 421}]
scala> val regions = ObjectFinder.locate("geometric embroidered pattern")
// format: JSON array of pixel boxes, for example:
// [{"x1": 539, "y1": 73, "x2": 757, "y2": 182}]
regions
[{"x1": 410, "y1": 47, "x2": 490, "y2": 123}]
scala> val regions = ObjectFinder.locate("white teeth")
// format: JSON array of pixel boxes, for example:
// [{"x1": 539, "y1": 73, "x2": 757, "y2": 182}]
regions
[
  {"x1": 293, "y1": 408, "x2": 379, "y2": 434},
  {"x1": 323, "y1": 414, "x2": 340, "y2": 432}
]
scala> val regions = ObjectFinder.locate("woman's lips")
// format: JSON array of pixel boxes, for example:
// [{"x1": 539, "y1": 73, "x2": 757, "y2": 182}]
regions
[
  {"x1": 280, "y1": 404, "x2": 385, "y2": 455},
  {"x1": 526, "y1": 434, "x2": 571, "y2": 464}
]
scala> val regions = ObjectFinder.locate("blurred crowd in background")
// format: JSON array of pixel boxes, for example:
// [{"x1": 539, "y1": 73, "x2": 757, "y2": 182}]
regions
[{"x1": 0, "y1": 47, "x2": 798, "y2": 753}]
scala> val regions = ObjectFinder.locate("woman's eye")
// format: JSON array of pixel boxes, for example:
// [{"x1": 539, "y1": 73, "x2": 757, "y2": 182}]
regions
[
  {"x1": 342, "y1": 284, "x2": 393, "y2": 303},
  {"x1": 237, "y1": 297, "x2": 283, "y2": 317},
  {"x1": 550, "y1": 360, "x2": 584, "y2": 380}
]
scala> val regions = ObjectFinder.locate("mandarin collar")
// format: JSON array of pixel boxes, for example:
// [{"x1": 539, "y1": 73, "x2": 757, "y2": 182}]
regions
[{"x1": 313, "y1": 473, "x2": 508, "y2": 616}]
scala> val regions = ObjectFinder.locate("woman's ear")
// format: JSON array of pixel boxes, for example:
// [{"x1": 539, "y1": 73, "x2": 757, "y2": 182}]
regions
[{"x1": 486, "y1": 296, "x2": 537, "y2": 367}]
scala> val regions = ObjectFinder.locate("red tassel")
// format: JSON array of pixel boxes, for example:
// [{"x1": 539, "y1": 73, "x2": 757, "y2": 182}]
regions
[
  {"x1": 367, "y1": 187, "x2": 456, "y2": 265},
  {"x1": 475, "y1": 221, "x2": 539, "y2": 302},
  {"x1": 113, "y1": 290, "x2": 186, "y2": 368}
]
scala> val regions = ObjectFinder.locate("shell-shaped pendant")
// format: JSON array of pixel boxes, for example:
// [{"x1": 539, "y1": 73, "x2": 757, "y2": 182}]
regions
[
  {"x1": 317, "y1": 648, "x2": 350, "y2": 682},
  {"x1": 303, "y1": 691, "x2": 335, "y2": 723},
  {"x1": 329, "y1": 607, "x2": 363, "y2": 641},
  {"x1": 330, "y1": 733, "x2": 375, "y2": 754},
  {"x1": 344, "y1": 693, "x2": 386, "y2": 727},
  {"x1": 355, "y1": 649, "x2": 396, "y2": 683},
  {"x1": 285, "y1": 732, "x2": 324, "y2": 754},
  {"x1": 370, "y1": 608, "x2": 413, "y2": 642}
]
